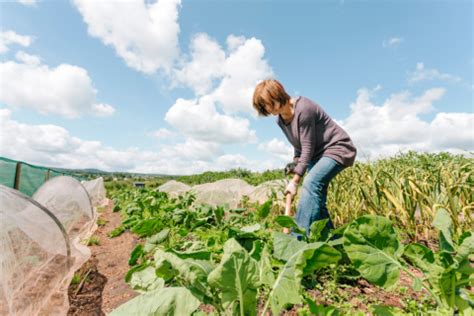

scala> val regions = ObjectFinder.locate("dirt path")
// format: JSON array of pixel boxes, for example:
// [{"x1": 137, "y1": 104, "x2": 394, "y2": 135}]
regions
[
  {"x1": 67, "y1": 200, "x2": 139, "y2": 315},
  {"x1": 91, "y1": 200, "x2": 139, "y2": 313}
]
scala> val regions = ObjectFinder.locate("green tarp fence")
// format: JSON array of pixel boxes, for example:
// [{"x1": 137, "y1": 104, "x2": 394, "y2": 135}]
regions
[{"x1": 0, "y1": 157, "x2": 83, "y2": 197}]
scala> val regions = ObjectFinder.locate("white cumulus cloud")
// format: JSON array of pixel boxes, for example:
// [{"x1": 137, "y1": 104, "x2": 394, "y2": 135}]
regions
[
  {"x1": 15, "y1": 51, "x2": 41, "y2": 65},
  {"x1": 0, "y1": 56, "x2": 115, "y2": 118},
  {"x1": 430, "y1": 113, "x2": 474, "y2": 150},
  {"x1": 211, "y1": 37, "x2": 273, "y2": 115},
  {"x1": 91, "y1": 103, "x2": 116, "y2": 117},
  {"x1": 151, "y1": 128, "x2": 175, "y2": 140},
  {"x1": 160, "y1": 139, "x2": 222, "y2": 162},
  {"x1": 339, "y1": 87, "x2": 473, "y2": 159},
  {"x1": 165, "y1": 96, "x2": 257, "y2": 144},
  {"x1": 0, "y1": 110, "x2": 276, "y2": 174},
  {"x1": 258, "y1": 138, "x2": 293, "y2": 162},
  {"x1": 408, "y1": 63, "x2": 462, "y2": 83},
  {"x1": 173, "y1": 34, "x2": 273, "y2": 114},
  {"x1": 73, "y1": 0, "x2": 181, "y2": 74},
  {"x1": 0, "y1": 30, "x2": 33, "y2": 53},
  {"x1": 172, "y1": 33, "x2": 226, "y2": 95}
]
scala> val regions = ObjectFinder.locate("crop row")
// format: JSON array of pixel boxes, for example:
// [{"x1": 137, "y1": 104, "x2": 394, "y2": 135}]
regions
[{"x1": 106, "y1": 183, "x2": 473, "y2": 315}]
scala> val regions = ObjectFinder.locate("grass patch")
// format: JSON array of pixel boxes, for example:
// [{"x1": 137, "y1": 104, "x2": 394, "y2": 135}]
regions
[
  {"x1": 71, "y1": 272, "x2": 81, "y2": 285},
  {"x1": 85, "y1": 235, "x2": 101, "y2": 246},
  {"x1": 97, "y1": 217, "x2": 108, "y2": 227},
  {"x1": 108, "y1": 225, "x2": 125, "y2": 238}
]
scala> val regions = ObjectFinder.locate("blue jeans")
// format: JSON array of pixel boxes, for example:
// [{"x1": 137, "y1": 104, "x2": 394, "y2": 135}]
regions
[{"x1": 294, "y1": 156, "x2": 345, "y2": 236}]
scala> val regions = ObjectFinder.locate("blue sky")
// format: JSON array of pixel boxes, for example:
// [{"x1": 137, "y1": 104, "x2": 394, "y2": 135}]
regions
[{"x1": 0, "y1": 0, "x2": 472, "y2": 174}]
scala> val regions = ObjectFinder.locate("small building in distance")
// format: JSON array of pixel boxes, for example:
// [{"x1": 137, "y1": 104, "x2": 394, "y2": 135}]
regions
[{"x1": 133, "y1": 182, "x2": 145, "y2": 188}]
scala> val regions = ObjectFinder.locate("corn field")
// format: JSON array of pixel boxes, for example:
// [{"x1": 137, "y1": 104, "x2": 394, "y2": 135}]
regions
[{"x1": 327, "y1": 152, "x2": 473, "y2": 241}]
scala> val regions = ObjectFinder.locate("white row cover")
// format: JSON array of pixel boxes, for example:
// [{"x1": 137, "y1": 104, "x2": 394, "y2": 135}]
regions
[
  {"x1": 0, "y1": 176, "x2": 106, "y2": 315},
  {"x1": 158, "y1": 178, "x2": 286, "y2": 209},
  {"x1": 82, "y1": 177, "x2": 108, "y2": 208}
]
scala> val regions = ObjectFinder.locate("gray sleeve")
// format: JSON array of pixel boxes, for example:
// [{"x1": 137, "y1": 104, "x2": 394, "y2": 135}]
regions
[{"x1": 293, "y1": 113, "x2": 316, "y2": 176}]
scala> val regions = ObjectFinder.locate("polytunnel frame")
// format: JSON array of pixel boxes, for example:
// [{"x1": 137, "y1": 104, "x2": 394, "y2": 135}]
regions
[
  {"x1": 8, "y1": 187, "x2": 72, "y2": 264},
  {"x1": 78, "y1": 179, "x2": 96, "y2": 219}
]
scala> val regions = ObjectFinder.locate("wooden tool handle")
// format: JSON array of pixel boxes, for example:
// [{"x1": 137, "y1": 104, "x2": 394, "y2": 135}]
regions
[
  {"x1": 283, "y1": 193, "x2": 293, "y2": 234},
  {"x1": 284, "y1": 193, "x2": 292, "y2": 216}
]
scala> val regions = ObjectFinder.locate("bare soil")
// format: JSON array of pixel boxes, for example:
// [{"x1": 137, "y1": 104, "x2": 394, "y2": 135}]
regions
[
  {"x1": 67, "y1": 258, "x2": 106, "y2": 316},
  {"x1": 68, "y1": 200, "x2": 139, "y2": 315}
]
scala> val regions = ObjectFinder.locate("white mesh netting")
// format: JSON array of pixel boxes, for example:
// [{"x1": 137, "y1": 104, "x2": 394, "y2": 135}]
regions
[
  {"x1": 249, "y1": 179, "x2": 286, "y2": 204},
  {"x1": 157, "y1": 180, "x2": 191, "y2": 198},
  {"x1": 158, "y1": 178, "x2": 286, "y2": 208},
  {"x1": 0, "y1": 176, "x2": 104, "y2": 315},
  {"x1": 191, "y1": 179, "x2": 255, "y2": 209},
  {"x1": 81, "y1": 177, "x2": 107, "y2": 208}
]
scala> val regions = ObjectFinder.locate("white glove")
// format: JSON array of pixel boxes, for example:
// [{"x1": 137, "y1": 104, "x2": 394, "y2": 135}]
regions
[{"x1": 284, "y1": 180, "x2": 298, "y2": 196}]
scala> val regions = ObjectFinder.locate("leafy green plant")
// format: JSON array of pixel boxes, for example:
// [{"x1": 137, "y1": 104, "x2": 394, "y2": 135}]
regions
[
  {"x1": 106, "y1": 154, "x2": 474, "y2": 315},
  {"x1": 208, "y1": 239, "x2": 260, "y2": 315},
  {"x1": 343, "y1": 210, "x2": 474, "y2": 314},
  {"x1": 85, "y1": 235, "x2": 100, "y2": 246},
  {"x1": 108, "y1": 225, "x2": 125, "y2": 238},
  {"x1": 109, "y1": 287, "x2": 201, "y2": 316},
  {"x1": 70, "y1": 272, "x2": 81, "y2": 285},
  {"x1": 304, "y1": 299, "x2": 341, "y2": 316},
  {"x1": 262, "y1": 233, "x2": 341, "y2": 314},
  {"x1": 97, "y1": 217, "x2": 107, "y2": 227}
]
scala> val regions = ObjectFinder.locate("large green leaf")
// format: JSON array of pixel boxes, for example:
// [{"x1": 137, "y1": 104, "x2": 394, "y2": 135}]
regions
[
  {"x1": 207, "y1": 239, "x2": 260, "y2": 316},
  {"x1": 249, "y1": 239, "x2": 264, "y2": 261},
  {"x1": 272, "y1": 232, "x2": 307, "y2": 261},
  {"x1": 433, "y1": 208, "x2": 455, "y2": 253},
  {"x1": 125, "y1": 262, "x2": 149, "y2": 283},
  {"x1": 264, "y1": 242, "x2": 341, "y2": 315},
  {"x1": 129, "y1": 244, "x2": 144, "y2": 266},
  {"x1": 144, "y1": 228, "x2": 170, "y2": 252},
  {"x1": 132, "y1": 218, "x2": 164, "y2": 237},
  {"x1": 234, "y1": 224, "x2": 262, "y2": 239},
  {"x1": 109, "y1": 287, "x2": 200, "y2": 316},
  {"x1": 154, "y1": 249, "x2": 214, "y2": 301},
  {"x1": 454, "y1": 233, "x2": 474, "y2": 265},
  {"x1": 213, "y1": 205, "x2": 225, "y2": 225},
  {"x1": 129, "y1": 266, "x2": 165, "y2": 293},
  {"x1": 240, "y1": 223, "x2": 261, "y2": 234},
  {"x1": 275, "y1": 215, "x2": 297, "y2": 227},
  {"x1": 258, "y1": 245, "x2": 275, "y2": 287},
  {"x1": 403, "y1": 243, "x2": 443, "y2": 277},
  {"x1": 300, "y1": 243, "x2": 342, "y2": 275},
  {"x1": 169, "y1": 248, "x2": 211, "y2": 260},
  {"x1": 438, "y1": 270, "x2": 457, "y2": 309},
  {"x1": 258, "y1": 199, "x2": 272, "y2": 219},
  {"x1": 456, "y1": 288, "x2": 474, "y2": 313},
  {"x1": 343, "y1": 215, "x2": 402, "y2": 289},
  {"x1": 275, "y1": 215, "x2": 305, "y2": 234},
  {"x1": 309, "y1": 218, "x2": 330, "y2": 241}
]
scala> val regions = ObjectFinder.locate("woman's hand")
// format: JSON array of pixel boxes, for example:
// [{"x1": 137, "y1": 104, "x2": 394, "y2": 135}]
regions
[
  {"x1": 284, "y1": 180, "x2": 298, "y2": 196},
  {"x1": 285, "y1": 173, "x2": 301, "y2": 195}
]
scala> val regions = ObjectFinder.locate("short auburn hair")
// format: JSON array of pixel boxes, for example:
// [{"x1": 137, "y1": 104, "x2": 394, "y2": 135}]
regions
[{"x1": 252, "y1": 79, "x2": 291, "y2": 116}]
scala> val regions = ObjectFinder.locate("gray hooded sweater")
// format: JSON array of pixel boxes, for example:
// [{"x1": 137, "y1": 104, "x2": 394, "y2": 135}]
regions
[{"x1": 277, "y1": 96, "x2": 357, "y2": 176}]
